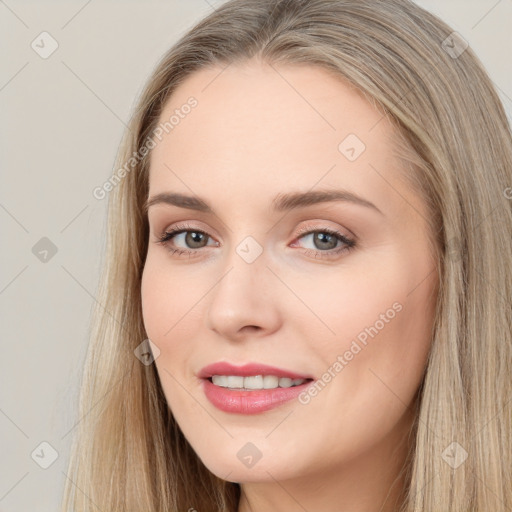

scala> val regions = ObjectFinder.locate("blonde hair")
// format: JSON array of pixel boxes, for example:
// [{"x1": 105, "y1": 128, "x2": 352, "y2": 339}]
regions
[{"x1": 62, "y1": 0, "x2": 512, "y2": 510}]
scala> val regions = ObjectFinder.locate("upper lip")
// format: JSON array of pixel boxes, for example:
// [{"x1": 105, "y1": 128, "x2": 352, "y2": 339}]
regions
[{"x1": 198, "y1": 362, "x2": 314, "y2": 380}]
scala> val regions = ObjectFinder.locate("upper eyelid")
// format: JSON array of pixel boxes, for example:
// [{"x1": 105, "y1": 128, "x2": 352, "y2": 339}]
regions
[
  {"x1": 158, "y1": 223, "x2": 351, "y2": 239},
  {"x1": 159, "y1": 223, "x2": 216, "y2": 240},
  {"x1": 154, "y1": 217, "x2": 354, "y2": 236}
]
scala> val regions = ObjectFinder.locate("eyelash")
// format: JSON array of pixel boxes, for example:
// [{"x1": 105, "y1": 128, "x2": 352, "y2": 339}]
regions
[{"x1": 155, "y1": 222, "x2": 356, "y2": 260}]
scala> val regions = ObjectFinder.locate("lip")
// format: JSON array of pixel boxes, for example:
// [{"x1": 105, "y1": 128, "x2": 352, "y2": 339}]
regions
[
  {"x1": 198, "y1": 361, "x2": 314, "y2": 380},
  {"x1": 202, "y1": 379, "x2": 314, "y2": 414},
  {"x1": 198, "y1": 361, "x2": 315, "y2": 415}
]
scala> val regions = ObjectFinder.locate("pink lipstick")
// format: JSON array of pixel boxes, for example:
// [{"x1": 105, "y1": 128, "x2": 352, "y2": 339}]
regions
[{"x1": 198, "y1": 362, "x2": 315, "y2": 414}]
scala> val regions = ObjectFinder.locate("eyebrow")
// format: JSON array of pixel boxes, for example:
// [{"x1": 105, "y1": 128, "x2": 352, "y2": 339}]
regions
[{"x1": 144, "y1": 189, "x2": 384, "y2": 216}]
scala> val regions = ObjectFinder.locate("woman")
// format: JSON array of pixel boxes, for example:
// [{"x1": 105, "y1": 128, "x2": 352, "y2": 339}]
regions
[{"x1": 62, "y1": 0, "x2": 512, "y2": 510}]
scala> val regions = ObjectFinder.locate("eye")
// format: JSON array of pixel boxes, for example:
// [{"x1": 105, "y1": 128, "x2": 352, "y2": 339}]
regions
[
  {"x1": 291, "y1": 225, "x2": 356, "y2": 259},
  {"x1": 155, "y1": 223, "x2": 218, "y2": 258},
  {"x1": 154, "y1": 222, "x2": 356, "y2": 260}
]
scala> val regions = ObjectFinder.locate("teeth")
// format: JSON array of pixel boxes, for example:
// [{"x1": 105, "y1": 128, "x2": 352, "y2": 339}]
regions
[
  {"x1": 245, "y1": 375, "x2": 263, "y2": 389},
  {"x1": 263, "y1": 375, "x2": 278, "y2": 388},
  {"x1": 279, "y1": 377, "x2": 293, "y2": 388},
  {"x1": 226, "y1": 376, "x2": 244, "y2": 388},
  {"x1": 211, "y1": 375, "x2": 306, "y2": 390}
]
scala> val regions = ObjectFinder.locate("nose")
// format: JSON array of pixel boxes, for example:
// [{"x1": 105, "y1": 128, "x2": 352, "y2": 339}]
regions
[{"x1": 205, "y1": 249, "x2": 282, "y2": 342}]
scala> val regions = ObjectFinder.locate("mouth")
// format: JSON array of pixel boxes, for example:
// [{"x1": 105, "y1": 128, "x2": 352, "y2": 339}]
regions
[{"x1": 198, "y1": 362, "x2": 315, "y2": 414}]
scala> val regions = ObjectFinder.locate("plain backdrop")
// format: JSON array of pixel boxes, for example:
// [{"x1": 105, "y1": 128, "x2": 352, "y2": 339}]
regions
[{"x1": 1, "y1": 0, "x2": 511, "y2": 510}]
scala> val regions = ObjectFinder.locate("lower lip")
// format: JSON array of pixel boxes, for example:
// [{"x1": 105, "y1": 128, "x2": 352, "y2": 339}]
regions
[{"x1": 202, "y1": 378, "x2": 313, "y2": 414}]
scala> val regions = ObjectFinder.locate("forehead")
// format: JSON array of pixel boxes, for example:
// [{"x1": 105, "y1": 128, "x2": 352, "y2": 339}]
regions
[{"x1": 148, "y1": 59, "x2": 403, "y2": 213}]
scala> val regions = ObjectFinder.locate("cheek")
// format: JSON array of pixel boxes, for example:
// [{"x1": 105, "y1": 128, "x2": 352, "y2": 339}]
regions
[
  {"x1": 140, "y1": 256, "x2": 203, "y2": 341},
  {"x1": 287, "y1": 264, "x2": 436, "y2": 470},
  {"x1": 140, "y1": 259, "x2": 201, "y2": 410},
  {"x1": 289, "y1": 255, "x2": 430, "y2": 351},
  {"x1": 309, "y1": 255, "x2": 437, "y2": 419}
]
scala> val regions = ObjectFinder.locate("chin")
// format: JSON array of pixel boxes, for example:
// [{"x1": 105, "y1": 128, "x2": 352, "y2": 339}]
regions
[{"x1": 197, "y1": 447, "x2": 301, "y2": 483}]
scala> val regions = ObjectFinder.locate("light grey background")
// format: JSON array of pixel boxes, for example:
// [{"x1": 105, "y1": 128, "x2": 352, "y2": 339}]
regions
[{"x1": 1, "y1": 1, "x2": 511, "y2": 510}]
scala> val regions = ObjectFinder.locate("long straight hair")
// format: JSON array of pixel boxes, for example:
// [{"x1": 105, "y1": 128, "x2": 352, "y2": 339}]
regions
[{"x1": 62, "y1": 1, "x2": 512, "y2": 510}]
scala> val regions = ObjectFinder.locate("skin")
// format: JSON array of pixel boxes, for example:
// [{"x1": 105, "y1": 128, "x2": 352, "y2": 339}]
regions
[{"x1": 141, "y1": 58, "x2": 438, "y2": 512}]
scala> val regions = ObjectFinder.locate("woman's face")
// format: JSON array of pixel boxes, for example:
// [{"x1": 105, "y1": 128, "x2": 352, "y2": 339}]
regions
[{"x1": 141, "y1": 59, "x2": 438, "y2": 485}]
